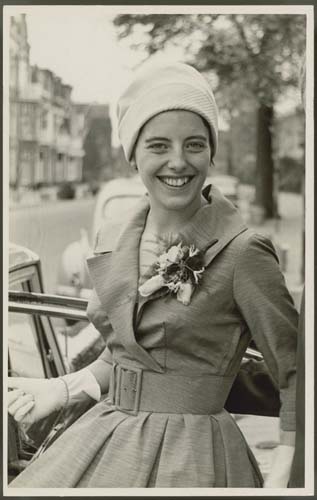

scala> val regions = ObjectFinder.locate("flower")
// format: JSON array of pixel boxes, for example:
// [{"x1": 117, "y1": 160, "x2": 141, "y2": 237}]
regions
[
  {"x1": 157, "y1": 242, "x2": 183, "y2": 268},
  {"x1": 139, "y1": 240, "x2": 205, "y2": 305},
  {"x1": 177, "y1": 282, "x2": 193, "y2": 305},
  {"x1": 138, "y1": 274, "x2": 165, "y2": 297}
]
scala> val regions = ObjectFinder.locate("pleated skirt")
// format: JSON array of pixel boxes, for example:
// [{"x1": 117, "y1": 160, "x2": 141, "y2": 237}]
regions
[{"x1": 10, "y1": 398, "x2": 263, "y2": 488}]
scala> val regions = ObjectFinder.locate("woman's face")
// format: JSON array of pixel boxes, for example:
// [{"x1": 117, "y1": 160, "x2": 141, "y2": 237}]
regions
[{"x1": 134, "y1": 110, "x2": 212, "y2": 215}]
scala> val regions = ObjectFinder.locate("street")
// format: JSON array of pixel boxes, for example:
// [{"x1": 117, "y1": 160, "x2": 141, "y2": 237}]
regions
[{"x1": 9, "y1": 197, "x2": 96, "y2": 293}]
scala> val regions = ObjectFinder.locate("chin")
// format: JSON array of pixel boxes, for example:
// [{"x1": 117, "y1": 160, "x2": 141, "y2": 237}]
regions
[{"x1": 160, "y1": 195, "x2": 201, "y2": 213}]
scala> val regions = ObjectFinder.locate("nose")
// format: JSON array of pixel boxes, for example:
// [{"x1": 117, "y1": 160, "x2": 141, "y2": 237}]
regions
[{"x1": 168, "y1": 146, "x2": 187, "y2": 171}]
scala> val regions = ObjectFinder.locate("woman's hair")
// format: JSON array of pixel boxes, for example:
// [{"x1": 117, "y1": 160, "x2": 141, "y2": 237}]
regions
[{"x1": 201, "y1": 116, "x2": 215, "y2": 162}]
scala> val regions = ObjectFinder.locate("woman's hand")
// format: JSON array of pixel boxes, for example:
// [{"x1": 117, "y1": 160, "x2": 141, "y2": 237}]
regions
[
  {"x1": 8, "y1": 377, "x2": 67, "y2": 426},
  {"x1": 264, "y1": 444, "x2": 295, "y2": 488}
]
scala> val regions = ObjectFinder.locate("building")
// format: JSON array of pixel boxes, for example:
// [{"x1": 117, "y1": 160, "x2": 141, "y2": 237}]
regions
[{"x1": 9, "y1": 14, "x2": 84, "y2": 189}]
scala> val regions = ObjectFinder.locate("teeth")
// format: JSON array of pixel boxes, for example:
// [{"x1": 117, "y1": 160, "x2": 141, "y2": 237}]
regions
[{"x1": 160, "y1": 177, "x2": 190, "y2": 187}]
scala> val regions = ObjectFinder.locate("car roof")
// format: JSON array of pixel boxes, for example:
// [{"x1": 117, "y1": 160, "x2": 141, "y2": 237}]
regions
[
  {"x1": 96, "y1": 176, "x2": 145, "y2": 199},
  {"x1": 9, "y1": 243, "x2": 40, "y2": 272}
]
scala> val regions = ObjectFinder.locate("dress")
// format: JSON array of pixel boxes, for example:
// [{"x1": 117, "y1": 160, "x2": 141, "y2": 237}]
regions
[{"x1": 10, "y1": 185, "x2": 298, "y2": 488}]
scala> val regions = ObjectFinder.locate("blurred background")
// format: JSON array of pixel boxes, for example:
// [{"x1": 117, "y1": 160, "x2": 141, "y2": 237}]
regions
[{"x1": 7, "y1": 7, "x2": 307, "y2": 478}]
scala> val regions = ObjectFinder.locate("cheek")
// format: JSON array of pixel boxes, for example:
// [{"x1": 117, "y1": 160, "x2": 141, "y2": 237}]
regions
[{"x1": 194, "y1": 152, "x2": 211, "y2": 171}]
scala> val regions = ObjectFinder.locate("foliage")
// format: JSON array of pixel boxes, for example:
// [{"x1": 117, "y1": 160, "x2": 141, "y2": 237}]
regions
[{"x1": 114, "y1": 14, "x2": 306, "y2": 106}]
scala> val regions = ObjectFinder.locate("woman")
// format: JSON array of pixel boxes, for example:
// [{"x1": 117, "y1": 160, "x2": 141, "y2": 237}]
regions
[{"x1": 8, "y1": 63, "x2": 298, "y2": 488}]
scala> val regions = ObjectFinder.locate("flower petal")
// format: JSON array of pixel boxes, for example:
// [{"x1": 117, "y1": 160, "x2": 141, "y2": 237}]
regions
[
  {"x1": 139, "y1": 274, "x2": 165, "y2": 297},
  {"x1": 177, "y1": 282, "x2": 193, "y2": 305}
]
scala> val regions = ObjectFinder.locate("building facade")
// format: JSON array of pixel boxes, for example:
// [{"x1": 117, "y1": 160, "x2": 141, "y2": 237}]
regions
[{"x1": 9, "y1": 14, "x2": 84, "y2": 189}]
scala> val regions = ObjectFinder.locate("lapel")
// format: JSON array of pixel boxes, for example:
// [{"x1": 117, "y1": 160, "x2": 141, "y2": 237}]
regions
[
  {"x1": 87, "y1": 196, "x2": 164, "y2": 372},
  {"x1": 178, "y1": 184, "x2": 248, "y2": 267}
]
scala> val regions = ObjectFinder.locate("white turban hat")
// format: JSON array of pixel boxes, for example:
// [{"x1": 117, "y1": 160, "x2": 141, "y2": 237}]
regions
[{"x1": 117, "y1": 62, "x2": 218, "y2": 162}]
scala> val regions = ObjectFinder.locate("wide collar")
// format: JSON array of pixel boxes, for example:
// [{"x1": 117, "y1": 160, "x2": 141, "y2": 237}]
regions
[{"x1": 87, "y1": 184, "x2": 247, "y2": 371}]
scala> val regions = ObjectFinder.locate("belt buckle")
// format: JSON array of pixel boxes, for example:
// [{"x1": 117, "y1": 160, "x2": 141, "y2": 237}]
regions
[{"x1": 113, "y1": 364, "x2": 143, "y2": 416}]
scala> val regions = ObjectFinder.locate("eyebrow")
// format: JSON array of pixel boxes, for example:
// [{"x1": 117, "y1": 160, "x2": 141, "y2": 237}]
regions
[
  {"x1": 145, "y1": 135, "x2": 208, "y2": 142},
  {"x1": 145, "y1": 137, "x2": 171, "y2": 143},
  {"x1": 186, "y1": 135, "x2": 208, "y2": 141}
]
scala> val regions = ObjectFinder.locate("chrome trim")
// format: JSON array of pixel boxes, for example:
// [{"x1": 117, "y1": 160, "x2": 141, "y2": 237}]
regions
[
  {"x1": 9, "y1": 301, "x2": 87, "y2": 321},
  {"x1": 9, "y1": 291, "x2": 88, "y2": 309},
  {"x1": 9, "y1": 292, "x2": 88, "y2": 321}
]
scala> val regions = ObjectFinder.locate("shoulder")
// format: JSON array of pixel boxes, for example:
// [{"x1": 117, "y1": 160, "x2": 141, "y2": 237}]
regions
[
  {"x1": 235, "y1": 231, "x2": 278, "y2": 261},
  {"x1": 233, "y1": 231, "x2": 282, "y2": 289}
]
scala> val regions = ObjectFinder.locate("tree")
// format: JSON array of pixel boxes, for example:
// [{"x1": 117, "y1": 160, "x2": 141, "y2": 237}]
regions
[{"x1": 114, "y1": 14, "x2": 305, "y2": 218}]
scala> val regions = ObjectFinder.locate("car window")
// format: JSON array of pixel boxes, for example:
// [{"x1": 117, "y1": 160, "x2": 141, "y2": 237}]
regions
[
  {"x1": 9, "y1": 310, "x2": 45, "y2": 378},
  {"x1": 9, "y1": 281, "x2": 46, "y2": 378},
  {"x1": 52, "y1": 317, "x2": 106, "y2": 372}
]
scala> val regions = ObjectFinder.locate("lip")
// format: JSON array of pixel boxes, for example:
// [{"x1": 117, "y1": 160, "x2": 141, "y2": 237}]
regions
[{"x1": 157, "y1": 175, "x2": 195, "y2": 189}]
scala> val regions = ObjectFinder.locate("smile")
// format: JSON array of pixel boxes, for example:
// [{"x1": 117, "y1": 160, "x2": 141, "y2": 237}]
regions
[{"x1": 158, "y1": 176, "x2": 193, "y2": 187}]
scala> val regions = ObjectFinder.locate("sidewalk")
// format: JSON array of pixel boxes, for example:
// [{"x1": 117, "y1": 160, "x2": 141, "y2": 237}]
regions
[{"x1": 236, "y1": 415, "x2": 279, "y2": 481}]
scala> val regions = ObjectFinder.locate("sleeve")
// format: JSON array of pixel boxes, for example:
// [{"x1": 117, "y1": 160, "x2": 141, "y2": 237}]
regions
[
  {"x1": 233, "y1": 233, "x2": 298, "y2": 442},
  {"x1": 86, "y1": 287, "x2": 113, "y2": 366}
]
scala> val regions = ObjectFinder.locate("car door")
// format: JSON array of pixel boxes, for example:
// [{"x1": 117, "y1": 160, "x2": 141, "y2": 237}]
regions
[{"x1": 7, "y1": 247, "x2": 106, "y2": 482}]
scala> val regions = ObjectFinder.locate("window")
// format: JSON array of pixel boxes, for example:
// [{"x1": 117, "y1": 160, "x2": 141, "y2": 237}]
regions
[
  {"x1": 8, "y1": 283, "x2": 45, "y2": 378},
  {"x1": 9, "y1": 311, "x2": 46, "y2": 378},
  {"x1": 20, "y1": 102, "x2": 36, "y2": 139},
  {"x1": 40, "y1": 111, "x2": 48, "y2": 130}
]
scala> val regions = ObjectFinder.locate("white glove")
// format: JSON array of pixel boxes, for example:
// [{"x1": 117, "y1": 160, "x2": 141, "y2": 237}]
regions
[
  {"x1": 8, "y1": 369, "x2": 101, "y2": 426},
  {"x1": 61, "y1": 368, "x2": 101, "y2": 404},
  {"x1": 8, "y1": 377, "x2": 67, "y2": 426}
]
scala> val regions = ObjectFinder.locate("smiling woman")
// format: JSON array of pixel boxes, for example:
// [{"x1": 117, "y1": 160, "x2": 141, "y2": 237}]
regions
[
  {"x1": 8, "y1": 62, "x2": 298, "y2": 489},
  {"x1": 134, "y1": 110, "x2": 212, "y2": 225}
]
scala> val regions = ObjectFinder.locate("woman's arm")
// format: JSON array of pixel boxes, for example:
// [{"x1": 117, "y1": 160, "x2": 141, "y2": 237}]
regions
[
  {"x1": 8, "y1": 287, "x2": 114, "y2": 425},
  {"x1": 233, "y1": 233, "x2": 298, "y2": 487}
]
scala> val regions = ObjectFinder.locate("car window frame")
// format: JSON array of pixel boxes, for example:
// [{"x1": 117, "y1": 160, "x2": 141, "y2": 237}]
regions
[{"x1": 9, "y1": 257, "x2": 67, "y2": 378}]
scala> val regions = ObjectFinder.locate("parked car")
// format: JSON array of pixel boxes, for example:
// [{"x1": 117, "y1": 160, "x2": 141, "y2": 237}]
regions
[
  {"x1": 57, "y1": 174, "x2": 240, "y2": 299},
  {"x1": 7, "y1": 243, "x2": 106, "y2": 482},
  {"x1": 8, "y1": 242, "x2": 266, "y2": 482}
]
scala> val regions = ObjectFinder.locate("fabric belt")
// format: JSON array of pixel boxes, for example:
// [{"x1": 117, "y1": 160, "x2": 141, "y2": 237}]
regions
[{"x1": 108, "y1": 363, "x2": 235, "y2": 415}]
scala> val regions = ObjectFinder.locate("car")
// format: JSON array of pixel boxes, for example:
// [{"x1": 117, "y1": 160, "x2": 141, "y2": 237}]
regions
[
  {"x1": 57, "y1": 174, "x2": 240, "y2": 299},
  {"x1": 7, "y1": 243, "x2": 106, "y2": 482}
]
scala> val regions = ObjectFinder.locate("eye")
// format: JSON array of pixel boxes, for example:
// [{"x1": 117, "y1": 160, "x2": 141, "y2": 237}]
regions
[
  {"x1": 185, "y1": 141, "x2": 206, "y2": 152},
  {"x1": 147, "y1": 142, "x2": 169, "y2": 153}
]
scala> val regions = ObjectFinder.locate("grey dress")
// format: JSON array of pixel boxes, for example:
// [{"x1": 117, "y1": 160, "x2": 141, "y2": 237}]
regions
[{"x1": 10, "y1": 185, "x2": 298, "y2": 488}]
